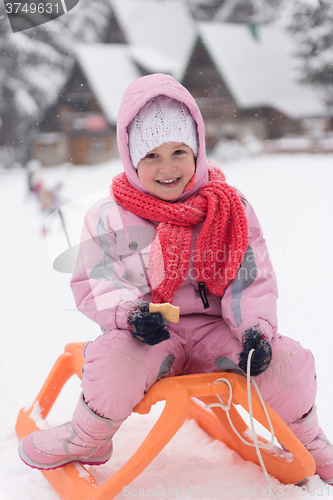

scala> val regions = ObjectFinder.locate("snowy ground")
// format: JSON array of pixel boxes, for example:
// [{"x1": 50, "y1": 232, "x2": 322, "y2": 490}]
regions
[{"x1": 1, "y1": 152, "x2": 333, "y2": 500}]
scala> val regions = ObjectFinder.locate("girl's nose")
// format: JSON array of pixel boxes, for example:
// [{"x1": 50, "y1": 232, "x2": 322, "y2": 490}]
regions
[{"x1": 160, "y1": 159, "x2": 176, "y2": 173}]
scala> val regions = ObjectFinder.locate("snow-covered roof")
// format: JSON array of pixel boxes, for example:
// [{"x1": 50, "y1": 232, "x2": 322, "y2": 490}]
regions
[
  {"x1": 74, "y1": 44, "x2": 141, "y2": 123},
  {"x1": 110, "y1": 0, "x2": 196, "y2": 81},
  {"x1": 198, "y1": 22, "x2": 326, "y2": 119},
  {"x1": 130, "y1": 45, "x2": 176, "y2": 75}
]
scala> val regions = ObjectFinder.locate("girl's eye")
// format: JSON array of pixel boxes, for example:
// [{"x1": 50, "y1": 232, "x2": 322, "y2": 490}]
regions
[
  {"x1": 145, "y1": 153, "x2": 157, "y2": 159},
  {"x1": 174, "y1": 149, "x2": 185, "y2": 155}
]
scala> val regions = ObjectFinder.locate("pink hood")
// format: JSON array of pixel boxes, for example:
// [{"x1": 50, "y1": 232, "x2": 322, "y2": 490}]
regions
[{"x1": 116, "y1": 73, "x2": 209, "y2": 202}]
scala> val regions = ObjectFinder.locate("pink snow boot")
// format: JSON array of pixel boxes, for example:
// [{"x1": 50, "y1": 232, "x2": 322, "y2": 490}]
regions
[
  {"x1": 18, "y1": 392, "x2": 125, "y2": 470},
  {"x1": 289, "y1": 406, "x2": 333, "y2": 484}
]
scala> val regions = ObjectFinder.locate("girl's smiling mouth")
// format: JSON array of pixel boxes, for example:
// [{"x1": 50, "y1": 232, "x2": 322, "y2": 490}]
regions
[{"x1": 156, "y1": 178, "x2": 181, "y2": 186}]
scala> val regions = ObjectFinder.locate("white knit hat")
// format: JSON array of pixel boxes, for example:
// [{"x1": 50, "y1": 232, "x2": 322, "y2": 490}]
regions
[{"x1": 128, "y1": 95, "x2": 198, "y2": 169}]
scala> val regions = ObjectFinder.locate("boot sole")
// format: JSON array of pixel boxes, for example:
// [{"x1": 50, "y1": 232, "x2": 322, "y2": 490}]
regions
[{"x1": 18, "y1": 440, "x2": 113, "y2": 470}]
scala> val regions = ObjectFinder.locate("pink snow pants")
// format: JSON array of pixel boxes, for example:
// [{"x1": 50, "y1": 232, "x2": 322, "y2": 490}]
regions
[{"x1": 82, "y1": 314, "x2": 317, "y2": 426}]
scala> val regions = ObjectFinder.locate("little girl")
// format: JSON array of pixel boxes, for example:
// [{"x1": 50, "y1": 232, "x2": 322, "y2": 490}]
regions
[{"x1": 19, "y1": 73, "x2": 333, "y2": 483}]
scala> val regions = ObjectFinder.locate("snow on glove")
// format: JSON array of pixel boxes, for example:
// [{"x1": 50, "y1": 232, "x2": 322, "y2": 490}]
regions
[
  {"x1": 238, "y1": 328, "x2": 272, "y2": 376},
  {"x1": 127, "y1": 301, "x2": 170, "y2": 346}
]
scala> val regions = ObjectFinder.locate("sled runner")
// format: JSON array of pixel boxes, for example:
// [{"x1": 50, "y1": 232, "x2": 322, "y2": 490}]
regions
[{"x1": 16, "y1": 340, "x2": 315, "y2": 500}]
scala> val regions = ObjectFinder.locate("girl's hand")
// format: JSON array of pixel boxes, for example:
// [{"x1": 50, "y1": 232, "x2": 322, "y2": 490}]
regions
[
  {"x1": 127, "y1": 301, "x2": 170, "y2": 346},
  {"x1": 238, "y1": 328, "x2": 272, "y2": 376}
]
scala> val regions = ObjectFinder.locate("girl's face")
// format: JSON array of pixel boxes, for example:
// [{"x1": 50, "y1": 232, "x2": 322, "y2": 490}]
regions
[{"x1": 137, "y1": 142, "x2": 196, "y2": 201}]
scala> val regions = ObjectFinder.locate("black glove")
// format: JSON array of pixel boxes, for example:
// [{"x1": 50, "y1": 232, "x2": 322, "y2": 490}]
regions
[
  {"x1": 238, "y1": 328, "x2": 272, "y2": 376},
  {"x1": 127, "y1": 301, "x2": 170, "y2": 346}
]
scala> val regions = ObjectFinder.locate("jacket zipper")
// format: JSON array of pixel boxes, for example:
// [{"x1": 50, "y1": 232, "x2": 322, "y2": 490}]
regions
[{"x1": 198, "y1": 282, "x2": 209, "y2": 309}]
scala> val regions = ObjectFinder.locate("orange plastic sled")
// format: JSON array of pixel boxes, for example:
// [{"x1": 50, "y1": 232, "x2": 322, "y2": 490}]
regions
[{"x1": 15, "y1": 342, "x2": 315, "y2": 500}]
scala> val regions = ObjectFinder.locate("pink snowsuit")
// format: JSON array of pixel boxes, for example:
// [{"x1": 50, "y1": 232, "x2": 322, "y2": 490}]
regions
[{"x1": 70, "y1": 74, "x2": 316, "y2": 428}]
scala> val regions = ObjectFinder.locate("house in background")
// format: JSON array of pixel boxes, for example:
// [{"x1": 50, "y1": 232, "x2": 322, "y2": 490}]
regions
[
  {"x1": 36, "y1": 0, "x2": 195, "y2": 166},
  {"x1": 35, "y1": 1, "x2": 329, "y2": 165},
  {"x1": 38, "y1": 45, "x2": 142, "y2": 166},
  {"x1": 183, "y1": 22, "x2": 328, "y2": 150}
]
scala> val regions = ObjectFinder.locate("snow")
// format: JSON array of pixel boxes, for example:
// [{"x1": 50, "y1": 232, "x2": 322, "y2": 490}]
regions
[
  {"x1": 1, "y1": 152, "x2": 333, "y2": 499},
  {"x1": 198, "y1": 22, "x2": 326, "y2": 119},
  {"x1": 27, "y1": 402, "x2": 50, "y2": 430},
  {"x1": 13, "y1": 85, "x2": 40, "y2": 118}
]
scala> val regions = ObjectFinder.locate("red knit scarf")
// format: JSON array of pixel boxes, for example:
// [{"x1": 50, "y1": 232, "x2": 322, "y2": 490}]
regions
[{"x1": 111, "y1": 164, "x2": 248, "y2": 304}]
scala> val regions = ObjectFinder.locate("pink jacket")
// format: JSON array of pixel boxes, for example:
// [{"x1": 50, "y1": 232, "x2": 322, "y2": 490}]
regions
[{"x1": 70, "y1": 74, "x2": 278, "y2": 344}]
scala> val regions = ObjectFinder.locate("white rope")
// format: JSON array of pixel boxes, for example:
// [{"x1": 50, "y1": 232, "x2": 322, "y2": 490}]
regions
[{"x1": 205, "y1": 349, "x2": 279, "y2": 500}]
